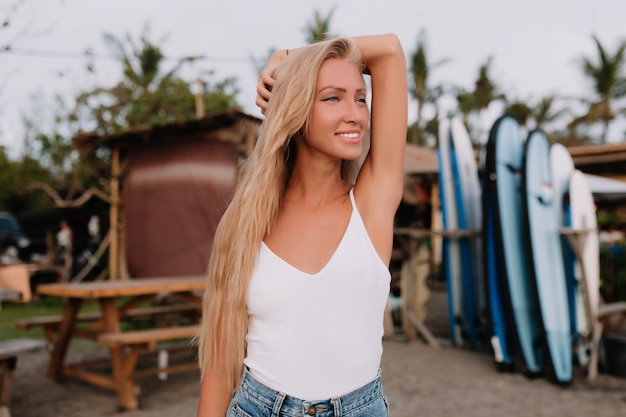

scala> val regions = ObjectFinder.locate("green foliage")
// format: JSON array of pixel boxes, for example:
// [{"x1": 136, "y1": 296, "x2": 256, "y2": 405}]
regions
[
  {"x1": 572, "y1": 35, "x2": 626, "y2": 143},
  {"x1": 473, "y1": 57, "x2": 505, "y2": 112},
  {"x1": 305, "y1": 7, "x2": 335, "y2": 44},
  {"x1": 8, "y1": 26, "x2": 240, "y2": 216},
  {"x1": 74, "y1": 29, "x2": 240, "y2": 136},
  {"x1": 505, "y1": 101, "x2": 533, "y2": 126},
  {"x1": 0, "y1": 297, "x2": 65, "y2": 341},
  {"x1": 600, "y1": 243, "x2": 626, "y2": 303},
  {"x1": 0, "y1": 146, "x2": 56, "y2": 213},
  {"x1": 408, "y1": 30, "x2": 449, "y2": 146}
]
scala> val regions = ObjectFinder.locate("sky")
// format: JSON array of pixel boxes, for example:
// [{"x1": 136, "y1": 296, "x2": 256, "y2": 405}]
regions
[{"x1": 1, "y1": 0, "x2": 625, "y2": 155}]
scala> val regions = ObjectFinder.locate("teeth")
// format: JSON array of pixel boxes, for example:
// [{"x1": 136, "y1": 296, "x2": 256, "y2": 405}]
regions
[{"x1": 338, "y1": 133, "x2": 359, "y2": 138}]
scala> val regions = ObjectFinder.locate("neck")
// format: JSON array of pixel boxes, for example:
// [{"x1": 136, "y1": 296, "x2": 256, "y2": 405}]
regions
[{"x1": 284, "y1": 159, "x2": 349, "y2": 208}]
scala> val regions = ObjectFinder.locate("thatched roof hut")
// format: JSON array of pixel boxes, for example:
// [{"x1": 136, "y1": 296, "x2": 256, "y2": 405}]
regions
[{"x1": 73, "y1": 109, "x2": 262, "y2": 280}]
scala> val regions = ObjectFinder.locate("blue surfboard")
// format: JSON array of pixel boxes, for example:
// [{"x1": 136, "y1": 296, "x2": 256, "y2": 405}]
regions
[
  {"x1": 522, "y1": 129, "x2": 573, "y2": 385},
  {"x1": 491, "y1": 115, "x2": 542, "y2": 375},
  {"x1": 437, "y1": 118, "x2": 467, "y2": 346},
  {"x1": 450, "y1": 118, "x2": 483, "y2": 348},
  {"x1": 482, "y1": 119, "x2": 514, "y2": 370}
]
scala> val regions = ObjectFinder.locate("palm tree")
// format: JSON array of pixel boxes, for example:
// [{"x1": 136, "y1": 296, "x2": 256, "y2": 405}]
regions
[
  {"x1": 452, "y1": 87, "x2": 475, "y2": 138},
  {"x1": 471, "y1": 56, "x2": 505, "y2": 142},
  {"x1": 304, "y1": 7, "x2": 336, "y2": 44},
  {"x1": 252, "y1": 9, "x2": 336, "y2": 88},
  {"x1": 473, "y1": 57, "x2": 505, "y2": 115},
  {"x1": 505, "y1": 99, "x2": 533, "y2": 127},
  {"x1": 102, "y1": 29, "x2": 191, "y2": 96},
  {"x1": 75, "y1": 26, "x2": 238, "y2": 135},
  {"x1": 571, "y1": 35, "x2": 626, "y2": 143},
  {"x1": 532, "y1": 95, "x2": 569, "y2": 131},
  {"x1": 504, "y1": 95, "x2": 569, "y2": 132},
  {"x1": 409, "y1": 29, "x2": 449, "y2": 145}
]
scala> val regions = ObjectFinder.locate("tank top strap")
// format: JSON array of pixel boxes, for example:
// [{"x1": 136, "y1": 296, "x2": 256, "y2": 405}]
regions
[{"x1": 349, "y1": 187, "x2": 356, "y2": 210}]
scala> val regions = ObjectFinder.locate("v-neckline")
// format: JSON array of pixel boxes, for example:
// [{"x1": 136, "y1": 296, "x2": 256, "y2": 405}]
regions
[{"x1": 261, "y1": 207, "x2": 355, "y2": 278}]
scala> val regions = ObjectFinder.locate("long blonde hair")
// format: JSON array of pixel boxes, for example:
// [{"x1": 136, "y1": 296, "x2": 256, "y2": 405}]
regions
[{"x1": 198, "y1": 37, "x2": 364, "y2": 391}]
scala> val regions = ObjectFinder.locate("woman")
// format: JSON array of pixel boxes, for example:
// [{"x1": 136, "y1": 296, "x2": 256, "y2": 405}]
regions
[{"x1": 197, "y1": 33, "x2": 407, "y2": 417}]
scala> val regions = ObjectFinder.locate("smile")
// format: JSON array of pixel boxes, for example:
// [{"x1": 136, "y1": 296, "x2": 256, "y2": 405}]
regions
[{"x1": 337, "y1": 132, "x2": 360, "y2": 139}]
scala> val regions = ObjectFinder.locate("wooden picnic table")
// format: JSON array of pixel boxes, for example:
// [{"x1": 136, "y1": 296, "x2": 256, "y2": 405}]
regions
[{"x1": 32, "y1": 276, "x2": 206, "y2": 410}]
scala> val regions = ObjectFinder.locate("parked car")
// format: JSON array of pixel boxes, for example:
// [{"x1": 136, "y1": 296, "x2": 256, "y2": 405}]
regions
[{"x1": 0, "y1": 211, "x2": 31, "y2": 263}]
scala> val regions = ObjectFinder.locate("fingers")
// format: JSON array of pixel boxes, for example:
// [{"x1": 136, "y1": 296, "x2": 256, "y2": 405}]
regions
[
  {"x1": 256, "y1": 73, "x2": 273, "y2": 114},
  {"x1": 257, "y1": 73, "x2": 273, "y2": 100},
  {"x1": 255, "y1": 95, "x2": 268, "y2": 115},
  {"x1": 255, "y1": 50, "x2": 288, "y2": 114}
]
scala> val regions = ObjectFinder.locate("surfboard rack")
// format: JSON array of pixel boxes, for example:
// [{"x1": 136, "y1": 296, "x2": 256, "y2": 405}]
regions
[
  {"x1": 559, "y1": 226, "x2": 626, "y2": 381},
  {"x1": 394, "y1": 227, "x2": 482, "y2": 349},
  {"x1": 395, "y1": 228, "x2": 481, "y2": 240}
]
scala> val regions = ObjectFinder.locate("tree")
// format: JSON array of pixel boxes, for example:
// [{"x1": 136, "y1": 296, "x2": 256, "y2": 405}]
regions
[
  {"x1": 409, "y1": 29, "x2": 449, "y2": 145},
  {"x1": 0, "y1": 0, "x2": 63, "y2": 53},
  {"x1": 452, "y1": 57, "x2": 505, "y2": 143},
  {"x1": 0, "y1": 145, "x2": 55, "y2": 213},
  {"x1": 73, "y1": 26, "x2": 239, "y2": 137},
  {"x1": 304, "y1": 7, "x2": 336, "y2": 44},
  {"x1": 452, "y1": 88, "x2": 475, "y2": 129},
  {"x1": 570, "y1": 35, "x2": 626, "y2": 143},
  {"x1": 532, "y1": 95, "x2": 570, "y2": 131},
  {"x1": 16, "y1": 26, "x2": 240, "y2": 215},
  {"x1": 505, "y1": 99, "x2": 533, "y2": 127},
  {"x1": 473, "y1": 56, "x2": 505, "y2": 118}
]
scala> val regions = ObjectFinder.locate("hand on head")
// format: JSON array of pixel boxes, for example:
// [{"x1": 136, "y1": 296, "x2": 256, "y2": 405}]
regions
[{"x1": 256, "y1": 49, "x2": 289, "y2": 114}]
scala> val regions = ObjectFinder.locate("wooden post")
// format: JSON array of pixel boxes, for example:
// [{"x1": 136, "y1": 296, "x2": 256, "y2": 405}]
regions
[
  {"x1": 195, "y1": 76, "x2": 204, "y2": 119},
  {"x1": 430, "y1": 183, "x2": 442, "y2": 274},
  {"x1": 109, "y1": 147, "x2": 120, "y2": 281}
]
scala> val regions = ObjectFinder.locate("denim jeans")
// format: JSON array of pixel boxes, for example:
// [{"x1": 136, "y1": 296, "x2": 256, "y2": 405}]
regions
[{"x1": 226, "y1": 368, "x2": 389, "y2": 417}]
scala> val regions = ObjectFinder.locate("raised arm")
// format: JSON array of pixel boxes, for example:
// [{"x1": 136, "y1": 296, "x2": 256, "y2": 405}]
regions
[
  {"x1": 257, "y1": 34, "x2": 407, "y2": 202},
  {"x1": 352, "y1": 33, "x2": 407, "y2": 218},
  {"x1": 256, "y1": 33, "x2": 407, "y2": 264},
  {"x1": 352, "y1": 34, "x2": 407, "y2": 264}
]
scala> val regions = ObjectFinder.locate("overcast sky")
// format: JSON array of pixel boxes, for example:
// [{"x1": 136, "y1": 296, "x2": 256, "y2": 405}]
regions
[{"x1": 1, "y1": 0, "x2": 625, "y2": 154}]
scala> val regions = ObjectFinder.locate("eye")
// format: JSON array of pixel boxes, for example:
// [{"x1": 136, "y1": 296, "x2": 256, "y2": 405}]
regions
[
  {"x1": 356, "y1": 97, "x2": 367, "y2": 104},
  {"x1": 321, "y1": 96, "x2": 339, "y2": 102}
]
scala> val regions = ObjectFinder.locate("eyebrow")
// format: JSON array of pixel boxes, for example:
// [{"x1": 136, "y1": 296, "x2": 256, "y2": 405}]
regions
[{"x1": 318, "y1": 85, "x2": 367, "y2": 94}]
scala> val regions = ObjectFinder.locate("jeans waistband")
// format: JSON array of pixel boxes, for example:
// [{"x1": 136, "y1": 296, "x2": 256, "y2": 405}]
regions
[{"x1": 239, "y1": 368, "x2": 384, "y2": 416}]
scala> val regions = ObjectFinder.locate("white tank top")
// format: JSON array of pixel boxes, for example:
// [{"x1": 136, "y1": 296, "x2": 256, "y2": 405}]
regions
[{"x1": 244, "y1": 188, "x2": 391, "y2": 400}]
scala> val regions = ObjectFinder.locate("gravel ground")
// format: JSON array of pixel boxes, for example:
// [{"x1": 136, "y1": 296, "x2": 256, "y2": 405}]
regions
[{"x1": 7, "y1": 287, "x2": 626, "y2": 417}]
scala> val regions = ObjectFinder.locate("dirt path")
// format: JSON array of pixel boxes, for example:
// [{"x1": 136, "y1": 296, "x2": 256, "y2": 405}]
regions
[{"x1": 8, "y1": 287, "x2": 626, "y2": 416}]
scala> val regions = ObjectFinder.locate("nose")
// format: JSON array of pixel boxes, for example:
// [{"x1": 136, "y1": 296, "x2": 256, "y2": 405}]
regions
[{"x1": 344, "y1": 100, "x2": 366, "y2": 124}]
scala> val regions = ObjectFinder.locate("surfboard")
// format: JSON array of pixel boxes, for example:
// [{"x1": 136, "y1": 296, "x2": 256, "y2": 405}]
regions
[
  {"x1": 481, "y1": 132, "x2": 514, "y2": 370},
  {"x1": 568, "y1": 170, "x2": 600, "y2": 340},
  {"x1": 489, "y1": 115, "x2": 542, "y2": 375},
  {"x1": 522, "y1": 129, "x2": 572, "y2": 384},
  {"x1": 437, "y1": 118, "x2": 466, "y2": 346},
  {"x1": 450, "y1": 117, "x2": 484, "y2": 348},
  {"x1": 551, "y1": 144, "x2": 590, "y2": 364}
]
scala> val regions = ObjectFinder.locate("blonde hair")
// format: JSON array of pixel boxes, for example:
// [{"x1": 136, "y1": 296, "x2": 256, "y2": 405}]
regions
[{"x1": 198, "y1": 37, "x2": 365, "y2": 391}]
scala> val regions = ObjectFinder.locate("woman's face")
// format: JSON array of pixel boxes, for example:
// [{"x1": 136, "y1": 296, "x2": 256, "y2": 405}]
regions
[{"x1": 303, "y1": 58, "x2": 369, "y2": 162}]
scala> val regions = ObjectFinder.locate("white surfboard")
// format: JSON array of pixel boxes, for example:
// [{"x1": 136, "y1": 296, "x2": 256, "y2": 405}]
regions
[
  {"x1": 568, "y1": 170, "x2": 600, "y2": 330},
  {"x1": 550, "y1": 143, "x2": 574, "y2": 226},
  {"x1": 550, "y1": 144, "x2": 590, "y2": 358}
]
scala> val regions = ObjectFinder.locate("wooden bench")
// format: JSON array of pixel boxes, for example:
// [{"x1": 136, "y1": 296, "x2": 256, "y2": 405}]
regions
[
  {"x1": 14, "y1": 304, "x2": 201, "y2": 343},
  {"x1": 0, "y1": 338, "x2": 48, "y2": 417},
  {"x1": 98, "y1": 324, "x2": 199, "y2": 350},
  {"x1": 95, "y1": 325, "x2": 199, "y2": 410}
]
